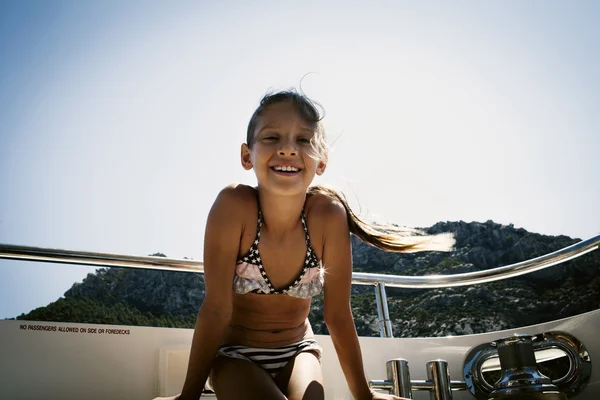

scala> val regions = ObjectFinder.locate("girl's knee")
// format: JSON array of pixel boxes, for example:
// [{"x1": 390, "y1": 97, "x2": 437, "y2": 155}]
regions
[
  {"x1": 212, "y1": 357, "x2": 286, "y2": 400},
  {"x1": 282, "y1": 352, "x2": 324, "y2": 400},
  {"x1": 288, "y1": 380, "x2": 324, "y2": 400}
]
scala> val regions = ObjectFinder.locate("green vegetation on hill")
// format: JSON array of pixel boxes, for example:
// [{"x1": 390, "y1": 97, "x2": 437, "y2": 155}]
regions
[
  {"x1": 14, "y1": 220, "x2": 600, "y2": 337},
  {"x1": 22, "y1": 296, "x2": 196, "y2": 328}
]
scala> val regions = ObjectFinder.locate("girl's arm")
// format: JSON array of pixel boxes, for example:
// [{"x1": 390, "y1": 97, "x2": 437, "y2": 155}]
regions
[
  {"x1": 320, "y1": 199, "x2": 407, "y2": 400},
  {"x1": 177, "y1": 186, "x2": 245, "y2": 399},
  {"x1": 320, "y1": 200, "x2": 373, "y2": 400}
]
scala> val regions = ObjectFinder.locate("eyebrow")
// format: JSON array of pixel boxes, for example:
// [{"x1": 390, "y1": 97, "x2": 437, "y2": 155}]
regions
[{"x1": 258, "y1": 123, "x2": 314, "y2": 134}]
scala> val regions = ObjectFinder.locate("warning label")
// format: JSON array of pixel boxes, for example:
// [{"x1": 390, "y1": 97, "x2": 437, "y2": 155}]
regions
[{"x1": 19, "y1": 324, "x2": 130, "y2": 335}]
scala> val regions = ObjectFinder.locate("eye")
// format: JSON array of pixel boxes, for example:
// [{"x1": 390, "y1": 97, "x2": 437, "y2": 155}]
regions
[
  {"x1": 297, "y1": 137, "x2": 312, "y2": 144},
  {"x1": 262, "y1": 135, "x2": 279, "y2": 142}
]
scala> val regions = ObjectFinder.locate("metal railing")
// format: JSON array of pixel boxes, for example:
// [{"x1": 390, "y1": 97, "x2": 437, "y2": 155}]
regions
[
  {"x1": 1, "y1": 233, "x2": 599, "y2": 338},
  {"x1": 352, "y1": 234, "x2": 599, "y2": 289}
]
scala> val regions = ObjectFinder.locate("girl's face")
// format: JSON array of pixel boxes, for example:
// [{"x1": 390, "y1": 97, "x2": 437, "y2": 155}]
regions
[{"x1": 241, "y1": 101, "x2": 326, "y2": 196}]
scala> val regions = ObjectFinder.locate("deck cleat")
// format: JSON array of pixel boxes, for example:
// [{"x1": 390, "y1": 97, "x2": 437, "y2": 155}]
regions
[{"x1": 489, "y1": 334, "x2": 566, "y2": 399}]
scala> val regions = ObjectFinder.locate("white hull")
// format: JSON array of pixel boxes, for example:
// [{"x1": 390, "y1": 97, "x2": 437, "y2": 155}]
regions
[{"x1": 2, "y1": 308, "x2": 598, "y2": 399}]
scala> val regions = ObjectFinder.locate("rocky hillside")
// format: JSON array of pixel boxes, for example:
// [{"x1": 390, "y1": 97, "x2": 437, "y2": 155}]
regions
[{"x1": 15, "y1": 220, "x2": 600, "y2": 338}]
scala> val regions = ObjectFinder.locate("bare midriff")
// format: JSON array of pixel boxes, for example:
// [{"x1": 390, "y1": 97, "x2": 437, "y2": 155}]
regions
[{"x1": 223, "y1": 292, "x2": 314, "y2": 347}]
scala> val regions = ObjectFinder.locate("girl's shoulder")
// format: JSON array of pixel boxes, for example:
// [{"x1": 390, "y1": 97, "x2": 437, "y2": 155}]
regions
[
  {"x1": 218, "y1": 183, "x2": 257, "y2": 201},
  {"x1": 305, "y1": 189, "x2": 348, "y2": 226},
  {"x1": 211, "y1": 183, "x2": 258, "y2": 218},
  {"x1": 304, "y1": 189, "x2": 351, "y2": 257}
]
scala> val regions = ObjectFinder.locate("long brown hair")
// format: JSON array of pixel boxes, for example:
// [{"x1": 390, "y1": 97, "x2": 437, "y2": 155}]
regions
[
  {"x1": 307, "y1": 185, "x2": 455, "y2": 253},
  {"x1": 249, "y1": 89, "x2": 455, "y2": 253}
]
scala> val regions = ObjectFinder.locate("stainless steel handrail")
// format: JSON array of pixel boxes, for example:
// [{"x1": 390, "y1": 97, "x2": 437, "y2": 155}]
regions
[
  {"x1": 352, "y1": 234, "x2": 599, "y2": 288},
  {"x1": 1, "y1": 234, "x2": 598, "y2": 288},
  {"x1": 0, "y1": 243, "x2": 204, "y2": 273}
]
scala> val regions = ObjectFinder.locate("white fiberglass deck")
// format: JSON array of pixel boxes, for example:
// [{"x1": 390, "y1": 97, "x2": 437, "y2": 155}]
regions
[{"x1": 1, "y1": 308, "x2": 598, "y2": 399}]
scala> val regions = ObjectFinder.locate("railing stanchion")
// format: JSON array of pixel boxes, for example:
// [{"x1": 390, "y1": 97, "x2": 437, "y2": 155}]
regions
[
  {"x1": 387, "y1": 358, "x2": 412, "y2": 398},
  {"x1": 374, "y1": 282, "x2": 393, "y2": 338}
]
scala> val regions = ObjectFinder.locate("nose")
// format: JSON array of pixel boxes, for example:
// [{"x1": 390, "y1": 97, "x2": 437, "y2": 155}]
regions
[{"x1": 278, "y1": 137, "x2": 298, "y2": 157}]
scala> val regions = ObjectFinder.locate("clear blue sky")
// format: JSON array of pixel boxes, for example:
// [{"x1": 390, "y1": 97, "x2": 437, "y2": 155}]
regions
[{"x1": 1, "y1": 0, "x2": 599, "y2": 319}]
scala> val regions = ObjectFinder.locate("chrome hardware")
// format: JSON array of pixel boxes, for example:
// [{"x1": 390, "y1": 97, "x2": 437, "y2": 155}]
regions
[
  {"x1": 427, "y1": 360, "x2": 453, "y2": 400},
  {"x1": 369, "y1": 359, "x2": 413, "y2": 397},
  {"x1": 374, "y1": 282, "x2": 393, "y2": 338},
  {"x1": 464, "y1": 331, "x2": 591, "y2": 399},
  {"x1": 391, "y1": 358, "x2": 413, "y2": 398},
  {"x1": 370, "y1": 359, "x2": 411, "y2": 397},
  {"x1": 490, "y1": 334, "x2": 565, "y2": 399},
  {"x1": 370, "y1": 359, "x2": 467, "y2": 399}
]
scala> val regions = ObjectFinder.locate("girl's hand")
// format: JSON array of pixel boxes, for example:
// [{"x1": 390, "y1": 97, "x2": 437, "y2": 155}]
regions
[{"x1": 369, "y1": 390, "x2": 410, "y2": 400}]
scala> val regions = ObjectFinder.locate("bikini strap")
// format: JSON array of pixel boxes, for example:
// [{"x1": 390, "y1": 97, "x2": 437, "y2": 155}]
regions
[
  {"x1": 256, "y1": 202, "x2": 262, "y2": 243},
  {"x1": 300, "y1": 209, "x2": 312, "y2": 244},
  {"x1": 301, "y1": 210, "x2": 320, "y2": 268}
]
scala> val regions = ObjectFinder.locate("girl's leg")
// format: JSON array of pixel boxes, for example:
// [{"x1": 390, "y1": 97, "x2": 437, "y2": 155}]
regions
[
  {"x1": 275, "y1": 351, "x2": 324, "y2": 400},
  {"x1": 211, "y1": 356, "x2": 286, "y2": 400}
]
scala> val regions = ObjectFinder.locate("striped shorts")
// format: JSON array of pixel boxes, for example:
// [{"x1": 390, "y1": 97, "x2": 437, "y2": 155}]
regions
[{"x1": 216, "y1": 338, "x2": 322, "y2": 377}]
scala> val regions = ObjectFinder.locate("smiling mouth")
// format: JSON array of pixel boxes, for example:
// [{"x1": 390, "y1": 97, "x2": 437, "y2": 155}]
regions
[{"x1": 271, "y1": 166, "x2": 301, "y2": 173}]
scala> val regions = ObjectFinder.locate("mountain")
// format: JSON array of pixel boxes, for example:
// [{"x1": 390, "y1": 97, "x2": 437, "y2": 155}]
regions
[{"x1": 15, "y1": 220, "x2": 600, "y2": 338}]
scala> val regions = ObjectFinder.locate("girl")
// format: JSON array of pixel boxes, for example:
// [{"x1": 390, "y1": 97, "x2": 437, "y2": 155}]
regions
[{"x1": 155, "y1": 90, "x2": 454, "y2": 400}]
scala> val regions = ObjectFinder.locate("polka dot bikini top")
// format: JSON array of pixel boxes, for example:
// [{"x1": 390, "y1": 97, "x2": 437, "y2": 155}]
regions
[{"x1": 233, "y1": 207, "x2": 324, "y2": 299}]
